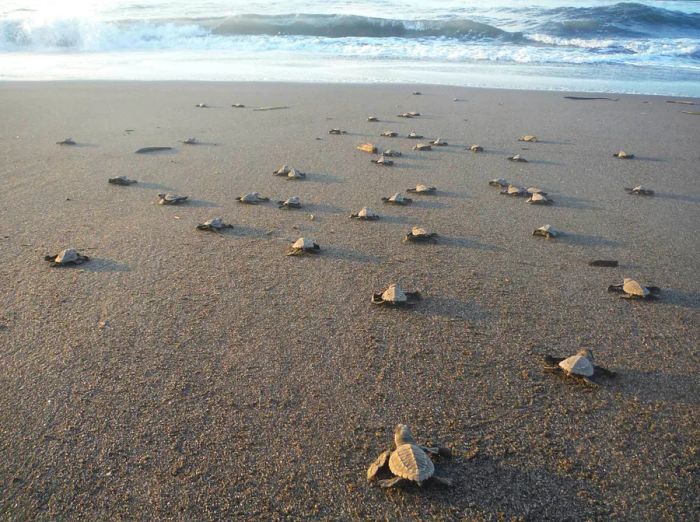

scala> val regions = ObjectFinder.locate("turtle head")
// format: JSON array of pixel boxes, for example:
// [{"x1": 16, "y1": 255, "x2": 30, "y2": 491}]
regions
[
  {"x1": 394, "y1": 424, "x2": 416, "y2": 446},
  {"x1": 157, "y1": 193, "x2": 165, "y2": 199},
  {"x1": 576, "y1": 348, "x2": 594, "y2": 361}
]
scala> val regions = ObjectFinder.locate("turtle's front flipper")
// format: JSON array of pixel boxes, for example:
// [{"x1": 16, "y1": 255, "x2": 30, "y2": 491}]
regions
[
  {"x1": 420, "y1": 445, "x2": 451, "y2": 458},
  {"x1": 594, "y1": 365, "x2": 616, "y2": 378},
  {"x1": 378, "y1": 476, "x2": 405, "y2": 489},
  {"x1": 44, "y1": 254, "x2": 57, "y2": 262},
  {"x1": 367, "y1": 450, "x2": 391, "y2": 481},
  {"x1": 608, "y1": 284, "x2": 624, "y2": 294},
  {"x1": 543, "y1": 355, "x2": 564, "y2": 370},
  {"x1": 582, "y1": 376, "x2": 600, "y2": 387},
  {"x1": 431, "y1": 475, "x2": 453, "y2": 487}
]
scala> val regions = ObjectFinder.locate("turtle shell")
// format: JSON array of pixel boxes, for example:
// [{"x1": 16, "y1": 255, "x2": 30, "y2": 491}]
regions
[
  {"x1": 407, "y1": 132, "x2": 423, "y2": 139},
  {"x1": 623, "y1": 278, "x2": 649, "y2": 298},
  {"x1": 357, "y1": 143, "x2": 378, "y2": 154},
  {"x1": 533, "y1": 224, "x2": 558, "y2": 238},
  {"x1": 158, "y1": 193, "x2": 188, "y2": 204},
  {"x1": 367, "y1": 116, "x2": 379, "y2": 122},
  {"x1": 382, "y1": 149, "x2": 401, "y2": 157},
  {"x1": 292, "y1": 238, "x2": 316, "y2": 251},
  {"x1": 615, "y1": 151, "x2": 634, "y2": 159},
  {"x1": 356, "y1": 207, "x2": 378, "y2": 219},
  {"x1": 389, "y1": 444, "x2": 435, "y2": 483},
  {"x1": 413, "y1": 143, "x2": 432, "y2": 151},
  {"x1": 489, "y1": 178, "x2": 508, "y2": 187},
  {"x1": 282, "y1": 196, "x2": 301, "y2": 207},
  {"x1": 504, "y1": 185, "x2": 526, "y2": 196},
  {"x1": 519, "y1": 135, "x2": 538, "y2": 142},
  {"x1": 382, "y1": 284, "x2": 407, "y2": 303},
  {"x1": 411, "y1": 226, "x2": 429, "y2": 236},
  {"x1": 372, "y1": 156, "x2": 393, "y2": 166},
  {"x1": 432, "y1": 138, "x2": 448, "y2": 146},
  {"x1": 559, "y1": 353, "x2": 594, "y2": 377},
  {"x1": 507, "y1": 154, "x2": 527, "y2": 162},
  {"x1": 528, "y1": 192, "x2": 549, "y2": 204},
  {"x1": 273, "y1": 165, "x2": 291, "y2": 176},
  {"x1": 287, "y1": 169, "x2": 306, "y2": 179},
  {"x1": 182, "y1": 137, "x2": 197, "y2": 144},
  {"x1": 55, "y1": 249, "x2": 80, "y2": 264},
  {"x1": 470, "y1": 145, "x2": 483, "y2": 152},
  {"x1": 416, "y1": 184, "x2": 434, "y2": 193},
  {"x1": 381, "y1": 131, "x2": 398, "y2": 137},
  {"x1": 387, "y1": 193, "x2": 407, "y2": 203}
]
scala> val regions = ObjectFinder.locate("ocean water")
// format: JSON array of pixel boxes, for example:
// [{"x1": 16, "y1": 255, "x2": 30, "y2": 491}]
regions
[{"x1": 1, "y1": 1, "x2": 699, "y2": 96}]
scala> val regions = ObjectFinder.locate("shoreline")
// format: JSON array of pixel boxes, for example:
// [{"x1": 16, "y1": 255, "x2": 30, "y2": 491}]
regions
[{"x1": 0, "y1": 81, "x2": 698, "y2": 520}]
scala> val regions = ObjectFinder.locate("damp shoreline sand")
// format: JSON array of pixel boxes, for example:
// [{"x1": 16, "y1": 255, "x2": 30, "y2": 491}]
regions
[{"x1": 0, "y1": 82, "x2": 698, "y2": 520}]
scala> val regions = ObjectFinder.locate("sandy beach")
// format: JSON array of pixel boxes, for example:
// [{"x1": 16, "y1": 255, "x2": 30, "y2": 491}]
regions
[{"x1": 0, "y1": 81, "x2": 698, "y2": 520}]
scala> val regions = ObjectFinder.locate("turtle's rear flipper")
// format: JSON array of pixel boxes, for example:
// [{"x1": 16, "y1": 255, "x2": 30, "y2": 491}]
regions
[
  {"x1": 543, "y1": 355, "x2": 564, "y2": 370},
  {"x1": 378, "y1": 477, "x2": 405, "y2": 489},
  {"x1": 582, "y1": 376, "x2": 600, "y2": 387},
  {"x1": 431, "y1": 475, "x2": 453, "y2": 487},
  {"x1": 594, "y1": 365, "x2": 616, "y2": 378},
  {"x1": 367, "y1": 450, "x2": 391, "y2": 481},
  {"x1": 371, "y1": 293, "x2": 385, "y2": 304}
]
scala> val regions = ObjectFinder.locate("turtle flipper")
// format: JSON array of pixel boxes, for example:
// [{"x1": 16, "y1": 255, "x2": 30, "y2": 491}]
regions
[
  {"x1": 431, "y1": 475, "x2": 453, "y2": 487},
  {"x1": 378, "y1": 476, "x2": 405, "y2": 489},
  {"x1": 543, "y1": 355, "x2": 564, "y2": 370},
  {"x1": 594, "y1": 365, "x2": 616, "y2": 378},
  {"x1": 367, "y1": 450, "x2": 391, "y2": 481},
  {"x1": 582, "y1": 376, "x2": 600, "y2": 387},
  {"x1": 371, "y1": 293, "x2": 385, "y2": 304},
  {"x1": 196, "y1": 224, "x2": 210, "y2": 231},
  {"x1": 607, "y1": 284, "x2": 624, "y2": 294},
  {"x1": 44, "y1": 254, "x2": 57, "y2": 262}
]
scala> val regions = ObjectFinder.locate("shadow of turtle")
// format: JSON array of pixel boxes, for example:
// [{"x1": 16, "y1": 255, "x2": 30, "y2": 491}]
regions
[
  {"x1": 77, "y1": 258, "x2": 130, "y2": 273},
  {"x1": 307, "y1": 173, "x2": 345, "y2": 185},
  {"x1": 552, "y1": 196, "x2": 601, "y2": 210},
  {"x1": 559, "y1": 233, "x2": 622, "y2": 247},
  {"x1": 410, "y1": 200, "x2": 449, "y2": 209},
  {"x1": 183, "y1": 199, "x2": 219, "y2": 208},
  {"x1": 135, "y1": 147, "x2": 177, "y2": 155},
  {"x1": 306, "y1": 202, "x2": 349, "y2": 214},
  {"x1": 320, "y1": 247, "x2": 384, "y2": 265},
  {"x1": 411, "y1": 296, "x2": 490, "y2": 322},
  {"x1": 653, "y1": 192, "x2": 700, "y2": 204},
  {"x1": 135, "y1": 182, "x2": 178, "y2": 191},
  {"x1": 440, "y1": 237, "x2": 503, "y2": 252},
  {"x1": 650, "y1": 288, "x2": 700, "y2": 310}
]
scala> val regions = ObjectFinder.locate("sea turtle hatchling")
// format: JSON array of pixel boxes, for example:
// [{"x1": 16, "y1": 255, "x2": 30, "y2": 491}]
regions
[
  {"x1": 501, "y1": 184, "x2": 528, "y2": 197},
  {"x1": 624, "y1": 186, "x2": 654, "y2": 196},
  {"x1": 371, "y1": 155, "x2": 393, "y2": 166},
  {"x1": 381, "y1": 130, "x2": 398, "y2": 137},
  {"x1": 56, "y1": 138, "x2": 76, "y2": 145},
  {"x1": 44, "y1": 248, "x2": 89, "y2": 267},
  {"x1": 273, "y1": 165, "x2": 292, "y2": 176},
  {"x1": 613, "y1": 151, "x2": 634, "y2": 159},
  {"x1": 406, "y1": 184, "x2": 436, "y2": 194},
  {"x1": 413, "y1": 143, "x2": 432, "y2": 151},
  {"x1": 236, "y1": 192, "x2": 270, "y2": 204},
  {"x1": 182, "y1": 137, "x2": 198, "y2": 144},
  {"x1": 527, "y1": 187, "x2": 547, "y2": 196},
  {"x1": 195, "y1": 103, "x2": 208, "y2": 108},
  {"x1": 533, "y1": 224, "x2": 559, "y2": 238},
  {"x1": 157, "y1": 193, "x2": 188, "y2": 205},
  {"x1": 431, "y1": 138, "x2": 448, "y2": 146},
  {"x1": 108, "y1": 176, "x2": 137, "y2": 186},
  {"x1": 231, "y1": 103, "x2": 245, "y2": 108},
  {"x1": 367, "y1": 116, "x2": 379, "y2": 122},
  {"x1": 608, "y1": 278, "x2": 660, "y2": 299},
  {"x1": 285, "y1": 169, "x2": 306, "y2": 180},
  {"x1": 469, "y1": 144, "x2": 484, "y2": 152},
  {"x1": 367, "y1": 424, "x2": 452, "y2": 488},
  {"x1": 286, "y1": 237, "x2": 320, "y2": 256},
  {"x1": 357, "y1": 143, "x2": 378, "y2": 154},
  {"x1": 397, "y1": 112, "x2": 415, "y2": 118},
  {"x1": 519, "y1": 135, "x2": 538, "y2": 142},
  {"x1": 407, "y1": 132, "x2": 423, "y2": 139},
  {"x1": 527, "y1": 192, "x2": 554, "y2": 205},
  {"x1": 350, "y1": 207, "x2": 379, "y2": 220},
  {"x1": 543, "y1": 348, "x2": 615, "y2": 386},
  {"x1": 489, "y1": 178, "x2": 508, "y2": 187},
  {"x1": 404, "y1": 226, "x2": 438, "y2": 243},
  {"x1": 382, "y1": 149, "x2": 402, "y2": 157},
  {"x1": 278, "y1": 196, "x2": 302, "y2": 209},
  {"x1": 381, "y1": 193, "x2": 413, "y2": 205},
  {"x1": 371, "y1": 284, "x2": 421, "y2": 306},
  {"x1": 328, "y1": 129, "x2": 346, "y2": 135},
  {"x1": 507, "y1": 154, "x2": 528, "y2": 162},
  {"x1": 196, "y1": 217, "x2": 233, "y2": 231}
]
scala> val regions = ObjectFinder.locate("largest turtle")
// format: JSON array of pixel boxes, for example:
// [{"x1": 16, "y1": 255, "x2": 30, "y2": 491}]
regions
[
  {"x1": 44, "y1": 248, "x2": 89, "y2": 267},
  {"x1": 367, "y1": 424, "x2": 452, "y2": 488},
  {"x1": 543, "y1": 348, "x2": 615, "y2": 386}
]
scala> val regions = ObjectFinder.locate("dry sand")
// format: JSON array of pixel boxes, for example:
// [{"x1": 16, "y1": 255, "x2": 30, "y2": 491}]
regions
[{"x1": 0, "y1": 82, "x2": 698, "y2": 520}]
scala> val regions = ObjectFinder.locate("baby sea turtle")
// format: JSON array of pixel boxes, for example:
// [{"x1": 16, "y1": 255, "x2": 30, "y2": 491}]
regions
[
  {"x1": 371, "y1": 155, "x2": 393, "y2": 166},
  {"x1": 489, "y1": 178, "x2": 508, "y2": 187},
  {"x1": 367, "y1": 424, "x2": 452, "y2": 488},
  {"x1": 182, "y1": 137, "x2": 198, "y2": 145},
  {"x1": 543, "y1": 348, "x2": 615, "y2": 386},
  {"x1": 413, "y1": 143, "x2": 432, "y2": 151},
  {"x1": 286, "y1": 237, "x2": 320, "y2": 256},
  {"x1": 285, "y1": 169, "x2": 306, "y2": 180},
  {"x1": 382, "y1": 193, "x2": 413, "y2": 205},
  {"x1": 382, "y1": 149, "x2": 402, "y2": 157},
  {"x1": 357, "y1": 143, "x2": 378, "y2": 154},
  {"x1": 624, "y1": 186, "x2": 654, "y2": 196},
  {"x1": 407, "y1": 132, "x2": 423, "y2": 139},
  {"x1": 195, "y1": 103, "x2": 208, "y2": 108},
  {"x1": 371, "y1": 284, "x2": 421, "y2": 306},
  {"x1": 56, "y1": 138, "x2": 76, "y2": 145},
  {"x1": 381, "y1": 130, "x2": 398, "y2": 137},
  {"x1": 501, "y1": 184, "x2": 527, "y2": 197},
  {"x1": 507, "y1": 154, "x2": 528, "y2": 162},
  {"x1": 412, "y1": 91, "x2": 422, "y2": 95},
  {"x1": 533, "y1": 224, "x2": 559, "y2": 238},
  {"x1": 237, "y1": 192, "x2": 269, "y2": 204},
  {"x1": 278, "y1": 196, "x2": 302, "y2": 209},
  {"x1": 519, "y1": 135, "x2": 538, "y2": 142},
  {"x1": 231, "y1": 103, "x2": 245, "y2": 108},
  {"x1": 527, "y1": 187, "x2": 547, "y2": 196},
  {"x1": 367, "y1": 116, "x2": 379, "y2": 122},
  {"x1": 350, "y1": 207, "x2": 380, "y2": 220},
  {"x1": 608, "y1": 278, "x2": 660, "y2": 299},
  {"x1": 273, "y1": 165, "x2": 292, "y2": 176},
  {"x1": 613, "y1": 151, "x2": 634, "y2": 159},
  {"x1": 398, "y1": 113, "x2": 414, "y2": 118},
  {"x1": 44, "y1": 248, "x2": 89, "y2": 267},
  {"x1": 328, "y1": 129, "x2": 346, "y2": 135},
  {"x1": 527, "y1": 192, "x2": 554, "y2": 205},
  {"x1": 108, "y1": 176, "x2": 137, "y2": 186},
  {"x1": 406, "y1": 184, "x2": 436, "y2": 194},
  {"x1": 404, "y1": 226, "x2": 438, "y2": 243},
  {"x1": 197, "y1": 217, "x2": 233, "y2": 231},
  {"x1": 431, "y1": 138, "x2": 448, "y2": 146},
  {"x1": 469, "y1": 144, "x2": 484, "y2": 152},
  {"x1": 158, "y1": 193, "x2": 188, "y2": 205}
]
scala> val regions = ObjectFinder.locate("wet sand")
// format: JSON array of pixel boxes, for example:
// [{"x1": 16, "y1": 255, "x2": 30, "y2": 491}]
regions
[{"x1": 0, "y1": 82, "x2": 698, "y2": 520}]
